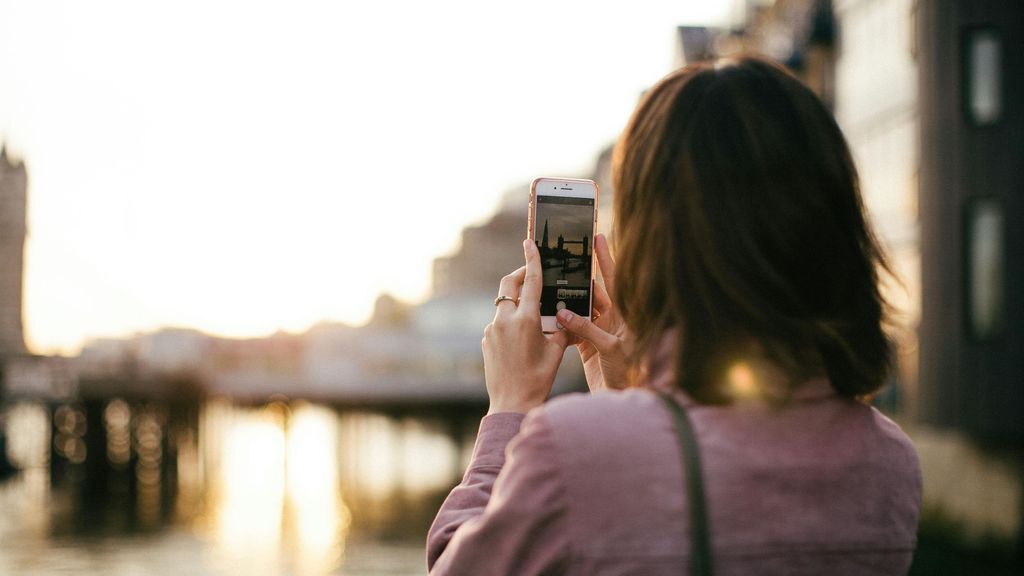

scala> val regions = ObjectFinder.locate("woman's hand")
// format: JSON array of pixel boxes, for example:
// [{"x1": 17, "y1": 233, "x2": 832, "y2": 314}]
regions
[
  {"x1": 555, "y1": 234, "x2": 632, "y2": 392},
  {"x1": 482, "y1": 239, "x2": 571, "y2": 414}
]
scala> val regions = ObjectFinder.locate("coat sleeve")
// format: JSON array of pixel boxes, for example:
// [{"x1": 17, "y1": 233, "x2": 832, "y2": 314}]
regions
[{"x1": 426, "y1": 409, "x2": 570, "y2": 575}]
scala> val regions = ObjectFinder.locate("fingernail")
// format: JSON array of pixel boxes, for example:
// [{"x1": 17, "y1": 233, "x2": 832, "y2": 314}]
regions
[
  {"x1": 557, "y1": 309, "x2": 573, "y2": 322},
  {"x1": 523, "y1": 239, "x2": 532, "y2": 250}
]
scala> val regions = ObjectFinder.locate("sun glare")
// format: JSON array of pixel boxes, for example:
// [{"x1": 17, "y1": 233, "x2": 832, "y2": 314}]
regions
[
  {"x1": 286, "y1": 404, "x2": 349, "y2": 574},
  {"x1": 212, "y1": 405, "x2": 287, "y2": 572},
  {"x1": 726, "y1": 361, "x2": 759, "y2": 400}
]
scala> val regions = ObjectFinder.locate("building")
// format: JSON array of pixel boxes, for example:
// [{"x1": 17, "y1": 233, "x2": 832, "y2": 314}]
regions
[
  {"x1": 916, "y1": 0, "x2": 1023, "y2": 444},
  {"x1": 915, "y1": 0, "x2": 1024, "y2": 556},
  {"x1": 673, "y1": 0, "x2": 1023, "y2": 558},
  {"x1": 0, "y1": 146, "x2": 77, "y2": 401},
  {"x1": 0, "y1": 144, "x2": 27, "y2": 355},
  {"x1": 832, "y1": 0, "x2": 1023, "y2": 554},
  {"x1": 431, "y1": 185, "x2": 530, "y2": 299}
]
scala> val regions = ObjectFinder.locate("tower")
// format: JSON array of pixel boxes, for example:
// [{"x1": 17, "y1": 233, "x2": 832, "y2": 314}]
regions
[
  {"x1": 0, "y1": 144, "x2": 27, "y2": 354},
  {"x1": 542, "y1": 219, "x2": 549, "y2": 250}
]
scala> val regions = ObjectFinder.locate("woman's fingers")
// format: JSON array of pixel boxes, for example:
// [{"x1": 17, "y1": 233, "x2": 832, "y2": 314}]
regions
[
  {"x1": 592, "y1": 278, "x2": 612, "y2": 317},
  {"x1": 556, "y1": 308, "x2": 619, "y2": 354},
  {"x1": 595, "y1": 234, "x2": 617, "y2": 299},
  {"x1": 545, "y1": 327, "x2": 571, "y2": 353},
  {"x1": 494, "y1": 266, "x2": 526, "y2": 320},
  {"x1": 518, "y1": 239, "x2": 543, "y2": 314}
]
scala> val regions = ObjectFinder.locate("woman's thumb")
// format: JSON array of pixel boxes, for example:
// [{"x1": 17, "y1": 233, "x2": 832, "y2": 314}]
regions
[{"x1": 556, "y1": 309, "x2": 616, "y2": 353}]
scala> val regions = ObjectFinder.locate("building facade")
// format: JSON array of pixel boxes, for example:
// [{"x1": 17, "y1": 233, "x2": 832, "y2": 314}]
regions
[{"x1": 916, "y1": 0, "x2": 1024, "y2": 444}]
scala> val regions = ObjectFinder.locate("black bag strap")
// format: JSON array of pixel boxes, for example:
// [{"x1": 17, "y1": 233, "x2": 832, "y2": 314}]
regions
[{"x1": 655, "y1": 390, "x2": 713, "y2": 576}]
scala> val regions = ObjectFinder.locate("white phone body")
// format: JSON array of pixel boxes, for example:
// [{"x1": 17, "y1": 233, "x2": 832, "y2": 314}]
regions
[{"x1": 528, "y1": 177, "x2": 599, "y2": 332}]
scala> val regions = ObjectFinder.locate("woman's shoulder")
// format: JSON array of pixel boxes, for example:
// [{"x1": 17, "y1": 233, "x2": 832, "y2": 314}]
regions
[
  {"x1": 817, "y1": 388, "x2": 919, "y2": 467},
  {"x1": 529, "y1": 384, "x2": 920, "y2": 473},
  {"x1": 541, "y1": 388, "x2": 663, "y2": 422},
  {"x1": 862, "y1": 404, "x2": 921, "y2": 475},
  {"x1": 531, "y1": 388, "x2": 670, "y2": 450}
]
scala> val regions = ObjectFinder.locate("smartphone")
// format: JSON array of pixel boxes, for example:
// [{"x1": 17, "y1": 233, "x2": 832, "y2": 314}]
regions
[{"x1": 528, "y1": 177, "x2": 599, "y2": 332}]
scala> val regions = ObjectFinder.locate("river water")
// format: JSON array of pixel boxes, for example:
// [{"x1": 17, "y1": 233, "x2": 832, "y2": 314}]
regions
[{"x1": 0, "y1": 400, "x2": 479, "y2": 575}]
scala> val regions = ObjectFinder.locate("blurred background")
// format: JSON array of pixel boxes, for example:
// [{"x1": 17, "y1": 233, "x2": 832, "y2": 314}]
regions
[{"x1": 0, "y1": 1, "x2": 1021, "y2": 574}]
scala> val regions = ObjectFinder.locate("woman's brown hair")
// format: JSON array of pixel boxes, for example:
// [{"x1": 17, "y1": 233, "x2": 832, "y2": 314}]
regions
[{"x1": 613, "y1": 56, "x2": 894, "y2": 403}]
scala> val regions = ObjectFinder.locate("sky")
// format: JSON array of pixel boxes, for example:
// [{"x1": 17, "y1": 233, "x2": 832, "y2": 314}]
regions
[{"x1": 0, "y1": 1, "x2": 735, "y2": 355}]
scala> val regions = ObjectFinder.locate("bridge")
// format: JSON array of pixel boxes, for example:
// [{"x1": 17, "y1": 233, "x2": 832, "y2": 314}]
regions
[
  {"x1": 2, "y1": 349, "x2": 583, "y2": 412},
  {"x1": 1, "y1": 348, "x2": 586, "y2": 497},
  {"x1": 0, "y1": 292, "x2": 586, "y2": 494},
  {"x1": 556, "y1": 233, "x2": 590, "y2": 257}
]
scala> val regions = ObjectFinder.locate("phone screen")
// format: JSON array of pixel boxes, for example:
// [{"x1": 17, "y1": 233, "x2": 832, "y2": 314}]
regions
[{"x1": 534, "y1": 194, "x2": 595, "y2": 317}]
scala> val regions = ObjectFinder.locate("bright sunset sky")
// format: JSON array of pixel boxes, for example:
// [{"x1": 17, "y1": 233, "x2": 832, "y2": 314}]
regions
[{"x1": 0, "y1": 1, "x2": 735, "y2": 354}]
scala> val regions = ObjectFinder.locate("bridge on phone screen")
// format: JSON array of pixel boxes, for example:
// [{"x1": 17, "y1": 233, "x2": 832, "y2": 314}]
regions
[{"x1": 559, "y1": 237, "x2": 589, "y2": 256}]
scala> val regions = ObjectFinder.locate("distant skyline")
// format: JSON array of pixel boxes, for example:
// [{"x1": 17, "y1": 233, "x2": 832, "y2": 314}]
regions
[{"x1": 0, "y1": 1, "x2": 735, "y2": 354}]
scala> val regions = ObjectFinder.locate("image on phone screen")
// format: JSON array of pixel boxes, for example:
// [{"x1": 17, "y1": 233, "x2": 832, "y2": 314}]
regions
[{"x1": 534, "y1": 195, "x2": 594, "y2": 317}]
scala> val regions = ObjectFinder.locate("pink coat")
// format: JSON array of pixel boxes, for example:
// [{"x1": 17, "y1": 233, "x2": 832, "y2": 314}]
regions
[{"x1": 428, "y1": 373, "x2": 921, "y2": 575}]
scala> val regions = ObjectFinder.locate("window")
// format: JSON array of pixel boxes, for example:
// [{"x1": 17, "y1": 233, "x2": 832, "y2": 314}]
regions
[
  {"x1": 965, "y1": 29, "x2": 1002, "y2": 126},
  {"x1": 965, "y1": 198, "x2": 1004, "y2": 340}
]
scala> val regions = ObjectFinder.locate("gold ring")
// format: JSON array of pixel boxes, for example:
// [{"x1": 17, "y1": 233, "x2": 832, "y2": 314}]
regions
[{"x1": 494, "y1": 295, "x2": 519, "y2": 307}]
